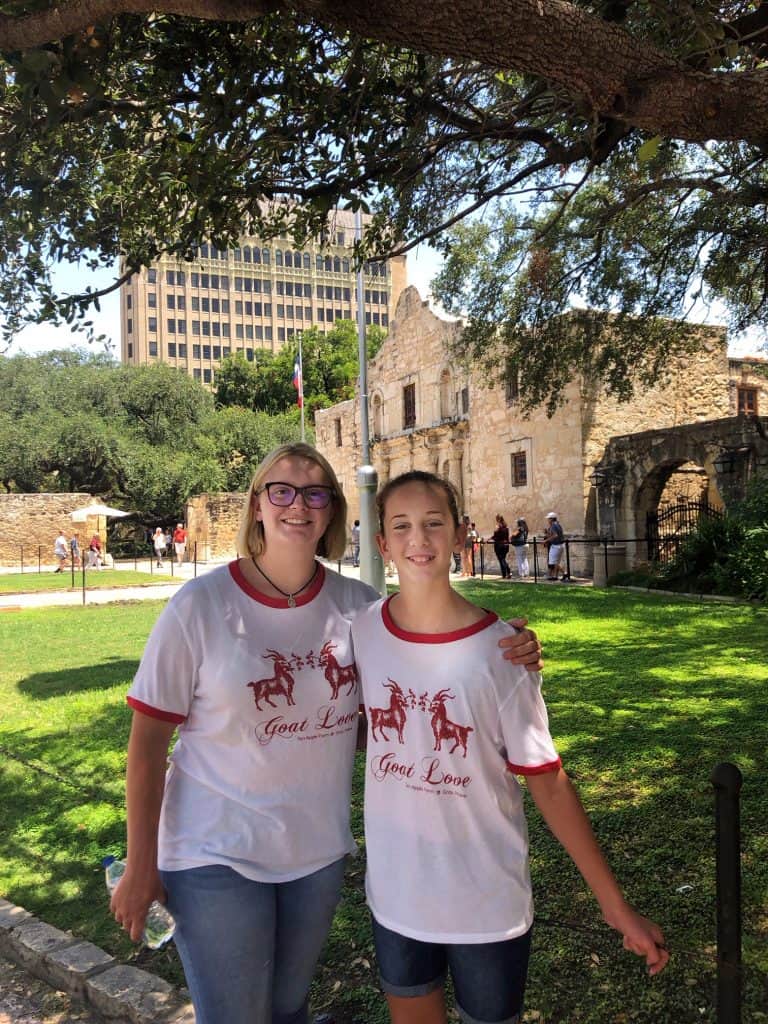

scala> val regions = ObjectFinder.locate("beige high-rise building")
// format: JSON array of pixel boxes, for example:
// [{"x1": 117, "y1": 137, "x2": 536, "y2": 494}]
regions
[{"x1": 120, "y1": 209, "x2": 407, "y2": 383}]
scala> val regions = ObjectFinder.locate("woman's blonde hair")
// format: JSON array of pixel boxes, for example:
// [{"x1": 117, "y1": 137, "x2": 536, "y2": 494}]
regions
[{"x1": 236, "y1": 442, "x2": 348, "y2": 560}]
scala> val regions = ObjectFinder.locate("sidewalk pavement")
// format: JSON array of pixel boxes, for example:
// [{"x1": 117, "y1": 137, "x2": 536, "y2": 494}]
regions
[{"x1": 0, "y1": 900, "x2": 193, "y2": 1024}]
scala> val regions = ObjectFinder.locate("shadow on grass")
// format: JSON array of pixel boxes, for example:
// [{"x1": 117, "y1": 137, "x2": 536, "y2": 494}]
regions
[{"x1": 17, "y1": 657, "x2": 140, "y2": 700}]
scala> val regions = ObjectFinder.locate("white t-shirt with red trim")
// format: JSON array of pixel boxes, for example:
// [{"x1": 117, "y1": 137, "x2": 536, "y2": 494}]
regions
[
  {"x1": 352, "y1": 596, "x2": 561, "y2": 943},
  {"x1": 127, "y1": 560, "x2": 379, "y2": 882}
]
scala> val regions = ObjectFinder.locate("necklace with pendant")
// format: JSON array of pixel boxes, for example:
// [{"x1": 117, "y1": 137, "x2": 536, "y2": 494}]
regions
[{"x1": 251, "y1": 558, "x2": 319, "y2": 607}]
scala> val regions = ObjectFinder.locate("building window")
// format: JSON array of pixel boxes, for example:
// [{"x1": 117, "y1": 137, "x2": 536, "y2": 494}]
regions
[
  {"x1": 127, "y1": 343, "x2": 133, "y2": 357},
  {"x1": 403, "y1": 383, "x2": 416, "y2": 429},
  {"x1": 737, "y1": 386, "x2": 758, "y2": 415},
  {"x1": 236, "y1": 324, "x2": 244, "y2": 339},
  {"x1": 148, "y1": 317, "x2": 157, "y2": 333},
  {"x1": 167, "y1": 318, "x2": 176, "y2": 333},
  {"x1": 126, "y1": 294, "x2": 132, "y2": 309},
  {"x1": 177, "y1": 320, "x2": 186, "y2": 334},
  {"x1": 168, "y1": 342, "x2": 177, "y2": 357},
  {"x1": 148, "y1": 292, "x2": 157, "y2": 308},
  {"x1": 192, "y1": 320, "x2": 200, "y2": 335},
  {"x1": 167, "y1": 294, "x2": 175, "y2": 309},
  {"x1": 278, "y1": 327, "x2": 285, "y2": 341},
  {"x1": 335, "y1": 419, "x2": 342, "y2": 446},
  {"x1": 193, "y1": 368, "x2": 202, "y2": 380},
  {"x1": 177, "y1": 295, "x2": 186, "y2": 310},
  {"x1": 178, "y1": 344, "x2": 187, "y2": 357},
  {"x1": 202, "y1": 345, "x2": 211, "y2": 359},
  {"x1": 193, "y1": 344, "x2": 201, "y2": 358},
  {"x1": 203, "y1": 368, "x2": 212, "y2": 383},
  {"x1": 213, "y1": 346, "x2": 221, "y2": 359},
  {"x1": 505, "y1": 370, "x2": 519, "y2": 405},
  {"x1": 511, "y1": 451, "x2": 527, "y2": 487},
  {"x1": 148, "y1": 341, "x2": 158, "y2": 357},
  {"x1": 147, "y1": 269, "x2": 157, "y2": 283},
  {"x1": 126, "y1": 318, "x2": 132, "y2": 334}
]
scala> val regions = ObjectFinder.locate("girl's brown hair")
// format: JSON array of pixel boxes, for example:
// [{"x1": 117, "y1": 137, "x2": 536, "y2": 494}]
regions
[
  {"x1": 236, "y1": 442, "x2": 348, "y2": 560},
  {"x1": 376, "y1": 470, "x2": 461, "y2": 532}
]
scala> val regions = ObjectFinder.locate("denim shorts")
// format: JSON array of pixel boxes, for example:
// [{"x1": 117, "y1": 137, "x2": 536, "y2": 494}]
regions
[{"x1": 371, "y1": 916, "x2": 532, "y2": 1024}]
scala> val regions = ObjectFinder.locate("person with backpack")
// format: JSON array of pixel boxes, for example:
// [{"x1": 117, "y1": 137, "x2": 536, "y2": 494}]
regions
[{"x1": 543, "y1": 513, "x2": 565, "y2": 580}]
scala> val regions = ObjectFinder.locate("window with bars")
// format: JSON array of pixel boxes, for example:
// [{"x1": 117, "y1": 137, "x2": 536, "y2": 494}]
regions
[
  {"x1": 737, "y1": 386, "x2": 758, "y2": 415},
  {"x1": 403, "y1": 383, "x2": 416, "y2": 429},
  {"x1": 510, "y1": 451, "x2": 527, "y2": 487}
]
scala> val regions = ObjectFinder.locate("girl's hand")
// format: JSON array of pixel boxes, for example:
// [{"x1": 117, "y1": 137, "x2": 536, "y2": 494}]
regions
[
  {"x1": 499, "y1": 618, "x2": 543, "y2": 671},
  {"x1": 605, "y1": 902, "x2": 669, "y2": 975},
  {"x1": 110, "y1": 866, "x2": 167, "y2": 943}
]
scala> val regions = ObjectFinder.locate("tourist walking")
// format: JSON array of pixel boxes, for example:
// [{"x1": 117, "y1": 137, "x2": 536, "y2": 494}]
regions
[
  {"x1": 510, "y1": 517, "x2": 530, "y2": 578},
  {"x1": 88, "y1": 534, "x2": 103, "y2": 569},
  {"x1": 355, "y1": 470, "x2": 668, "y2": 1024},
  {"x1": 172, "y1": 523, "x2": 188, "y2": 566},
  {"x1": 152, "y1": 527, "x2": 166, "y2": 568},
  {"x1": 53, "y1": 531, "x2": 68, "y2": 572},
  {"x1": 491, "y1": 514, "x2": 511, "y2": 578},
  {"x1": 110, "y1": 443, "x2": 543, "y2": 1024}
]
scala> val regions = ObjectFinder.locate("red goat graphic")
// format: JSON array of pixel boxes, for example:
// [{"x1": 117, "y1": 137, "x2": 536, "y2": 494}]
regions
[
  {"x1": 429, "y1": 689, "x2": 473, "y2": 758},
  {"x1": 318, "y1": 641, "x2": 358, "y2": 700},
  {"x1": 247, "y1": 650, "x2": 296, "y2": 710},
  {"x1": 369, "y1": 680, "x2": 408, "y2": 744}
]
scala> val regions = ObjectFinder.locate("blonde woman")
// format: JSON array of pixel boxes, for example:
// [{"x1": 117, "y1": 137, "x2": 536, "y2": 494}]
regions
[{"x1": 111, "y1": 443, "x2": 542, "y2": 1024}]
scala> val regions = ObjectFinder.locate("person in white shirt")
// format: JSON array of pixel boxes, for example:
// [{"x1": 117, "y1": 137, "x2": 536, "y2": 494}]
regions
[
  {"x1": 110, "y1": 444, "x2": 544, "y2": 1024},
  {"x1": 353, "y1": 471, "x2": 668, "y2": 1024}
]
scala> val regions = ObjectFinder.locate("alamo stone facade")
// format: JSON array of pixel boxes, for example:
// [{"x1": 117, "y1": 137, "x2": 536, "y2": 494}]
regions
[{"x1": 316, "y1": 287, "x2": 764, "y2": 575}]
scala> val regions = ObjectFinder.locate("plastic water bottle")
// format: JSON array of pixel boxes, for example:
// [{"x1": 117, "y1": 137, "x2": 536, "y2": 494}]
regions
[{"x1": 103, "y1": 855, "x2": 175, "y2": 949}]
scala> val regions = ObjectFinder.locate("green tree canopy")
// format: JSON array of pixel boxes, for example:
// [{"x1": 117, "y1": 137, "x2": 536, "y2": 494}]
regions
[
  {"x1": 0, "y1": 351, "x2": 304, "y2": 519},
  {"x1": 2, "y1": 2, "x2": 768, "y2": 407},
  {"x1": 215, "y1": 320, "x2": 386, "y2": 415}
]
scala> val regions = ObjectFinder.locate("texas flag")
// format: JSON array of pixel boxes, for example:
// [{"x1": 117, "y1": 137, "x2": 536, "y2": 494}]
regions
[{"x1": 292, "y1": 353, "x2": 303, "y2": 408}]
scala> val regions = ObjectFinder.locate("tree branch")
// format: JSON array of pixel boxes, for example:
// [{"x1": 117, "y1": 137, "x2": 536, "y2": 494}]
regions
[{"x1": 4, "y1": 0, "x2": 768, "y2": 144}]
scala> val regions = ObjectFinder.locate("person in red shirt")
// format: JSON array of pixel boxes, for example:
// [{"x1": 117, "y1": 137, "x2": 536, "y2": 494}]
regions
[{"x1": 172, "y1": 523, "x2": 188, "y2": 566}]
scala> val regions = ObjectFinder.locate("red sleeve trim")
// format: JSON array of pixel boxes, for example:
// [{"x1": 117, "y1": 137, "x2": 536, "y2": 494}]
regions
[
  {"x1": 127, "y1": 696, "x2": 186, "y2": 724},
  {"x1": 506, "y1": 757, "x2": 562, "y2": 776}
]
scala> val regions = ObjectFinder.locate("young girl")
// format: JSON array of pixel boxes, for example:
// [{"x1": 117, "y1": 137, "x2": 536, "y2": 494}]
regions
[
  {"x1": 352, "y1": 471, "x2": 668, "y2": 1024},
  {"x1": 111, "y1": 446, "x2": 543, "y2": 1024}
]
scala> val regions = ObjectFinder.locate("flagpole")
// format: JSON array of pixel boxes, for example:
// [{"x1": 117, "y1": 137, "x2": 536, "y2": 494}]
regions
[{"x1": 298, "y1": 333, "x2": 305, "y2": 442}]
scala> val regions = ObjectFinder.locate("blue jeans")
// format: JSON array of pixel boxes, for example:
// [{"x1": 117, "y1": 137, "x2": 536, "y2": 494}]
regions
[
  {"x1": 161, "y1": 859, "x2": 347, "y2": 1024},
  {"x1": 372, "y1": 916, "x2": 532, "y2": 1024}
]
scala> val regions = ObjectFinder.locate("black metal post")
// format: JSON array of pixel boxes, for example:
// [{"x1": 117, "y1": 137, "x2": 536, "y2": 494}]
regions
[
  {"x1": 711, "y1": 762, "x2": 742, "y2": 1024},
  {"x1": 194, "y1": 541, "x2": 198, "y2": 578},
  {"x1": 603, "y1": 536, "x2": 609, "y2": 581},
  {"x1": 532, "y1": 537, "x2": 538, "y2": 583},
  {"x1": 564, "y1": 540, "x2": 571, "y2": 581},
  {"x1": 480, "y1": 541, "x2": 485, "y2": 580},
  {"x1": 70, "y1": 555, "x2": 75, "y2": 587},
  {"x1": 82, "y1": 558, "x2": 86, "y2": 606}
]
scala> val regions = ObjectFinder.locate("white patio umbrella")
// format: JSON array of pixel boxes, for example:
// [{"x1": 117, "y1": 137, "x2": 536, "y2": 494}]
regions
[{"x1": 70, "y1": 503, "x2": 131, "y2": 523}]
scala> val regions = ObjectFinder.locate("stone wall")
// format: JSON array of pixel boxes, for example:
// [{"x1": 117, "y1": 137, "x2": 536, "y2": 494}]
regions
[
  {"x1": 185, "y1": 492, "x2": 245, "y2": 561},
  {"x1": 316, "y1": 287, "x2": 737, "y2": 578},
  {"x1": 0, "y1": 493, "x2": 96, "y2": 567}
]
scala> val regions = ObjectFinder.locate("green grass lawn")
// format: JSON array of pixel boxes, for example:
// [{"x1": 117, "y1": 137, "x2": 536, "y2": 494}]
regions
[
  {"x1": 0, "y1": 584, "x2": 766, "y2": 1023},
  {"x1": 0, "y1": 569, "x2": 176, "y2": 594}
]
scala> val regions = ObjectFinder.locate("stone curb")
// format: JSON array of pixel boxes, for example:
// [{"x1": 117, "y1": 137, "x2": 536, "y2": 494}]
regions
[{"x1": 0, "y1": 898, "x2": 194, "y2": 1023}]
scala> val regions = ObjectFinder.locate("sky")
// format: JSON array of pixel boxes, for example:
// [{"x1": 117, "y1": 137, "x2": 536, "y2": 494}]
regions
[{"x1": 4, "y1": 244, "x2": 766, "y2": 359}]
